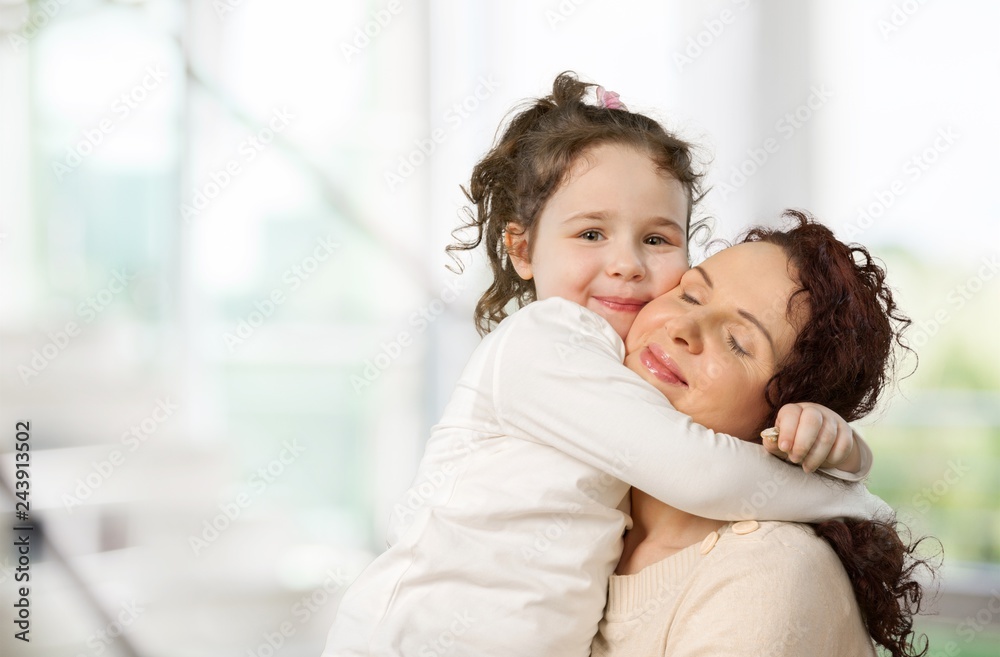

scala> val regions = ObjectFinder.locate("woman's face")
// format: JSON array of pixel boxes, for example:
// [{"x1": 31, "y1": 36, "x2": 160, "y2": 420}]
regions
[{"x1": 624, "y1": 242, "x2": 804, "y2": 440}]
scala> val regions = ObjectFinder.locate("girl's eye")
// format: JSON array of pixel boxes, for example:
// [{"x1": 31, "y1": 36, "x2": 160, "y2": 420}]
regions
[
  {"x1": 680, "y1": 292, "x2": 700, "y2": 305},
  {"x1": 580, "y1": 230, "x2": 602, "y2": 241},
  {"x1": 727, "y1": 334, "x2": 750, "y2": 358},
  {"x1": 645, "y1": 235, "x2": 671, "y2": 246}
]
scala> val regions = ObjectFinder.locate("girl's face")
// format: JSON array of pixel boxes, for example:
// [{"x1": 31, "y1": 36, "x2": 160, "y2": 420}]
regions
[
  {"x1": 624, "y1": 242, "x2": 802, "y2": 440},
  {"x1": 506, "y1": 143, "x2": 690, "y2": 341}
]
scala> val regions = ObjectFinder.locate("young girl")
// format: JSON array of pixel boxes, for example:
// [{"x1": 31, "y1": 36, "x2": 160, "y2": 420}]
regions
[{"x1": 322, "y1": 73, "x2": 887, "y2": 657}]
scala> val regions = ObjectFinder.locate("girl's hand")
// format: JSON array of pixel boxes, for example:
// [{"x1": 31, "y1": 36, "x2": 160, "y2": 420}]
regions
[{"x1": 762, "y1": 403, "x2": 861, "y2": 474}]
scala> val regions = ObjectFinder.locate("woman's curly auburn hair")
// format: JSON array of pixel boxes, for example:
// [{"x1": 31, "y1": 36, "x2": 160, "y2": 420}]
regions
[
  {"x1": 743, "y1": 211, "x2": 936, "y2": 657},
  {"x1": 447, "y1": 71, "x2": 707, "y2": 335},
  {"x1": 743, "y1": 210, "x2": 914, "y2": 432}
]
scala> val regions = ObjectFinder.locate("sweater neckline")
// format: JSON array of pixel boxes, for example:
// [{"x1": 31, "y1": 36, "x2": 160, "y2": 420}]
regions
[{"x1": 604, "y1": 522, "x2": 733, "y2": 620}]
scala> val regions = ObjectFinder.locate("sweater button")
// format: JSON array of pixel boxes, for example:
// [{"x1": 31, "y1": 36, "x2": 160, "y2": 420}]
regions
[
  {"x1": 699, "y1": 531, "x2": 720, "y2": 554},
  {"x1": 732, "y1": 520, "x2": 760, "y2": 535}
]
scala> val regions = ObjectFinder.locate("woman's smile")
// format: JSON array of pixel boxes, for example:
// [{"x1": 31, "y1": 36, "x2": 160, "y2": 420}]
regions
[{"x1": 639, "y1": 345, "x2": 688, "y2": 387}]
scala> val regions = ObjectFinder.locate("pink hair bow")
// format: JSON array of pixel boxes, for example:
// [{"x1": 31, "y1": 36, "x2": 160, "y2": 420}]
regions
[{"x1": 596, "y1": 86, "x2": 626, "y2": 110}]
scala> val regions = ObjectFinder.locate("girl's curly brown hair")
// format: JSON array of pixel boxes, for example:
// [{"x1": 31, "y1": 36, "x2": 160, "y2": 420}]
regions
[
  {"x1": 447, "y1": 71, "x2": 706, "y2": 335},
  {"x1": 743, "y1": 211, "x2": 935, "y2": 657}
]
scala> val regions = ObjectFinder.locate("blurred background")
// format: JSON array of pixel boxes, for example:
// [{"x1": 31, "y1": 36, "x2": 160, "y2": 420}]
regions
[{"x1": 0, "y1": 0, "x2": 997, "y2": 655}]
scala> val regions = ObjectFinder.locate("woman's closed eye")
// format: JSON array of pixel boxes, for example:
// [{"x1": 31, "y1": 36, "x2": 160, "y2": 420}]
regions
[
  {"x1": 680, "y1": 291, "x2": 752, "y2": 357},
  {"x1": 727, "y1": 334, "x2": 750, "y2": 358},
  {"x1": 680, "y1": 291, "x2": 700, "y2": 305}
]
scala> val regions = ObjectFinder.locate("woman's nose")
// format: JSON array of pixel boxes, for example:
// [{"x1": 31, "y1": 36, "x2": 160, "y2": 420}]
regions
[{"x1": 666, "y1": 314, "x2": 703, "y2": 354}]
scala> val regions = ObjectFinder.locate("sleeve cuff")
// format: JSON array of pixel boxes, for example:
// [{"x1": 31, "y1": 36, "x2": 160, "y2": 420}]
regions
[{"x1": 817, "y1": 428, "x2": 873, "y2": 482}]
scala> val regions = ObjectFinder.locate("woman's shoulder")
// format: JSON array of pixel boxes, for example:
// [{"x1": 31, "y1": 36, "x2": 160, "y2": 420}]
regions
[
  {"x1": 670, "y1": 521, "x2": 875, "y2": 656},
  {"x1": 702, "y1": 520, "x2": 866, "y2": 616},
  {"x1": 698, "y1": 521, "x2": 860, "y2": 612},
  {"x1": 710, "y1": 521, "x2": 842, "y2": 569}
]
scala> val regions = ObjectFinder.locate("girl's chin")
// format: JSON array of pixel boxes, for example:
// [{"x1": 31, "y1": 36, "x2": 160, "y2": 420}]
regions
[{"x1": 608, "y1": 318, "x2": 632, "y2": 343}]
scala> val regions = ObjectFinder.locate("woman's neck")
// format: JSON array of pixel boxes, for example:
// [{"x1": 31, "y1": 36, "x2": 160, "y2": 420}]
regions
[{"x1": 616, "y1": 489, "x2": 726, "y2": 576}]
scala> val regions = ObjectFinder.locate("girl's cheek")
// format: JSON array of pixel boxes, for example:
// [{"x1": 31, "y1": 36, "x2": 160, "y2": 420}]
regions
[{"x1": 653, "y1": 260, "x2": 690, "y2": 293}]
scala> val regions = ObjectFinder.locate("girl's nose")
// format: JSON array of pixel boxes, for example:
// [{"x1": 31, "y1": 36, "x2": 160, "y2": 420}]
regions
[{"x1": 607, "y1": 243, "x2": 645, "y2": 280}]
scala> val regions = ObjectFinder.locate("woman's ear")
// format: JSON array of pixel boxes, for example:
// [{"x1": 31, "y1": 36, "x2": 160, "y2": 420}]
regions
[{"x1": 504, "y1": 222, "x2": 533, "y2": 280}]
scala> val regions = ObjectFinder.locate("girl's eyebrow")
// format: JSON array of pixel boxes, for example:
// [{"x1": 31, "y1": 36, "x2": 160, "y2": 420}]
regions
[
  {"x1": 563, "y1": 212, "x2": 683, "y2": 232},
  {"x1": 692, "y1": 266, "x2": 776, "y2": 351},
  {"x1": 563, "y1": 211, "x2": 610, "y2": 223},
  {"x1": 648, "y1": 217, "x2": 684, "y2": 233}
]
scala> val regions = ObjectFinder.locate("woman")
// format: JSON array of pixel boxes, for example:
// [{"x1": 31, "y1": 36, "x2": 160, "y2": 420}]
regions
[{"x1": 592, "y1": 212, "x2": 930, "y2": 656}]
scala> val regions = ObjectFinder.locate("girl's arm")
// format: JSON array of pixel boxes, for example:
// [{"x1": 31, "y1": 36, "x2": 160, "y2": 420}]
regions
[{"x1": 492, "y1": 298, "x2": 891, "y2": 522}]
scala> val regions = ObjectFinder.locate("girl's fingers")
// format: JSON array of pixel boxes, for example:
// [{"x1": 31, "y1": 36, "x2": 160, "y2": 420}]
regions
[
  {"x1": 787, "y1": 405, "x2": 824, "y2": 465},
  {"x1": 823, "y1": 421, "x2": 856, "y2": 469},
  {"x1": 800, "y1": 416, "x2": 838, "y2": 473},
  {"x1": 760, "y1": 427, "x2": 787, "y2": 459},
  {"x1": 774, "y1": 405, "x2": 802, "y2": 454}
]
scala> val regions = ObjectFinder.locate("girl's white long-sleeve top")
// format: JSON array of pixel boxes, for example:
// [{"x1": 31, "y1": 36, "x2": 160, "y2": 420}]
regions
[{"x1": 322, "y1": 297, "x2": 891, "y2": 657}]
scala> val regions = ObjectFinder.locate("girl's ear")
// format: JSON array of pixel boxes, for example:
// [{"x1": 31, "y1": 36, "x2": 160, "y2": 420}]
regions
[{"x1": 504, "y1": 221, "x2": 533, "y2": 280}]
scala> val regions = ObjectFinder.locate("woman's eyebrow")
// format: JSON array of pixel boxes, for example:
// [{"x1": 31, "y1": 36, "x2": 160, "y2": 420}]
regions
[
  {"x1": 693, "y1": 266, "x2": 712, "y2": 287},
  {"x1": 738, "y1": 310, "x2": 775, "y2": 352},
  {"x1": 695, "y1": 265, "x2": 776, "y2": 351}
]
